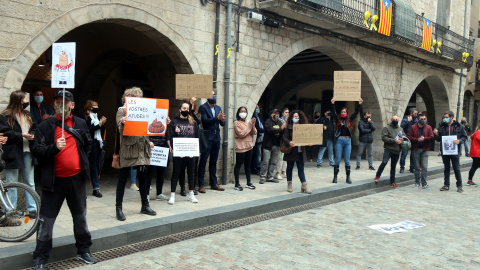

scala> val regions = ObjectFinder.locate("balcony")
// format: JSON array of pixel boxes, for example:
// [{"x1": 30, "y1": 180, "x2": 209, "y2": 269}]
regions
[{"x1": 259, "y1": 0, "x2": 473, "y2": 69}]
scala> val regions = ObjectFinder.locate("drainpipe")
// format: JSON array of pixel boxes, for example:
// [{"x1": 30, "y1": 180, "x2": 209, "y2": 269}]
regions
[
  {"x1": 233, "y1": 0, "x2": 243, "y2": 166},
  {"x1": 456, "y1": 1, "x2": 469, "y2": 121},
  {"x1": 222, "y1": 0, "x2": 233, "y2": 185},
  {"x1": 213, "y1": 2, "x2": 220, "y2": 94}
]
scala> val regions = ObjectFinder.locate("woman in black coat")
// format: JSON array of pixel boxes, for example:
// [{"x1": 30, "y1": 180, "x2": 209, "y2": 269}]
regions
[{"x1": 0, "y1": 90, "x2": 38, "y2": 217}]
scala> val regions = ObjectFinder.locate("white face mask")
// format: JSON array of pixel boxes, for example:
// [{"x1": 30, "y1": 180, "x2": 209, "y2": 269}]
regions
[
  {"x1": 239, "y1": 112, "x2": 247, "y2": 119},
  {"x1": 293, "y1": 118, "x2": 300, "y2": 124}
]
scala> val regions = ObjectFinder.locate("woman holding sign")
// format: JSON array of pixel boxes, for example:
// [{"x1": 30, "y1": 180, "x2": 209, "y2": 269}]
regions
[
  {"x1": 282, "y1": 110, "x2": 312, "y2": 194},
  {"x1": 331, "y1": 98, "x2": 363, "y2": 184},
  {"x1": 167, "y1": 102, "x2": 200, "y2": 205},
  {"x1": 233, "y1": 106, "x2": 257, "y2": 191}
]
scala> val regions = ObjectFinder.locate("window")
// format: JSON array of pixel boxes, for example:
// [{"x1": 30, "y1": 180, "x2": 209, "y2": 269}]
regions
[{"x1": 393, "y1": 0, "x2": 416, "y2": 41}]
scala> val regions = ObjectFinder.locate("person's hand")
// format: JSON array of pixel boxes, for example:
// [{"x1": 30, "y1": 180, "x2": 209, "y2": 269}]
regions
[
  {"x1": 308, "y1": 143, "x2": 313, "y2": 146},
  {"x1": 190, "y1": 97, "x2": 197, "y2": 104},
  {"x1": 331, "y1": 98, "x2": 335, "y2": 104},
  {"x1": 42, "y1": 114, "x2": 51, "y2": 120},
  {"x1": 23, "y1": 133, "x2": 34, "y2": 141},
  {"x1": 418, "y1": 136, "x2": 424, "y2": 142},
  {"x1": 359, "y1": 98, "x2": 363, "y2": 104},
  {"x1": 289, "y1": 141, "x2": 295, "y2": 147},
  {"x1": 453, "y1": 140, "x2": 460, "y2": 145},
  {"x1": 121, "y1": 116, "x2": 127, "y2": 124},
  {"x1": 395, "y1": 138, "x2": 403, "y2": 144},
  {"x1": 281, "y1": 122, "x2": 287, "y2": 130},
  {"x1": 324, "y1": 126, "x2": 327, "y2": 130},
  {"x1": 407, "y1": 116, "x2": 412, "y2": 122},
  {"x1": 367, "y1": 118, "x2": 372, "y2": 123},
  {"x1": 169, "y1": 147, "x2": 173, "y2": 154},
  {"x1": 433, "y1": 128, "x2": 438, "y2": 136},
  {"x1": 150, "y1": 142, "x2": 154, "y2": 148},
  {"x1": 0, "y1": 133, "x2": 7, "y2": 144},
  {"x1": 167, "y1": 117, "x2": 171, "y2": 125},
  {"x1": 180, "y1": 156, "x2": 185, "y2": 158},
  {"x1": 251, "y1": 118, "x2": 256, "y2": 124},
  {"x1": 189, "y1": 156, "x2": 193, "y2": 158},
  {"x1": 56, "y1": 137, "x2": 66, "y2": 150}
]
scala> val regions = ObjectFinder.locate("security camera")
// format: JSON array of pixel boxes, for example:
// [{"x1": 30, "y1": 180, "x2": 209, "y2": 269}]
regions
[{"x1": 247, "y1": 12, "x2": 264, "y2": 23}]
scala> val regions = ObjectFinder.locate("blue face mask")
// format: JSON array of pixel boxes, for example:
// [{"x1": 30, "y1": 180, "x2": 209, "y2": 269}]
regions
[
  {"x1": 444, "y1": 117, "x2": 450, "y2": 124},
  {"x1": 34, "y1": 96, "x2": 43, "y2": 104},
  {"x1": 292, "y1": 118, "x2": 300, "y2": 124},
  {"x1": 255, "y1": 108, "x2": 260, "y2": 114}
]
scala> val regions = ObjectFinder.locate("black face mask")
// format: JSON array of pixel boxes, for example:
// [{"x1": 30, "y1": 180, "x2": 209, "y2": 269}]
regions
[
  {"x1": 91, "y1": 108, "x2": 99, "y2": 113},
  {"x1": 392, "y1": 120, "x2": 398, "y2": 126},
  {"x1": 314, "y1": 116, "x2": 320, "y2": 119},
  {"x1": 180, "y1": 110, "x2": 189, "y2": 117},
  {"x1": 461, "y1": 121, "x2": 466, "y2": 124},
  {"x1": 22, "y1": 102, "x2": 29, "y2": 109}
]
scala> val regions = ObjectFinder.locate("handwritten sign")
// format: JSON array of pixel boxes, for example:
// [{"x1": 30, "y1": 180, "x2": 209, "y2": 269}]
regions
[
  {"x1": 124, "y1": 97, "x2": 169, "y2": 136},
  {"x1": 173, "y1": 138, "x2": 200, "y2": 157},
  {"x1": 150, "y1": 147, "x2": 169, "y2": 167},
  {"x1": 176, "y1": 74, "x2": 213, "y2": 99},
  {"x1": 292, "y1": 124, "x2": 323, "y2": 146},
  {"x1": 442, "y1": 135, "x2": 458, "y2": 155},
  {"x1": 51, "y1": 42, "x2": 76, "y2": 89},
  {"x1": 333, "y1": 71, "x2": 361, "y2": 101}
]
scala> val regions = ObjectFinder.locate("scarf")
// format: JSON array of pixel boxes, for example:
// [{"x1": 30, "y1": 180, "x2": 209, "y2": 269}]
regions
[{"x1": 89, "y1": 113, "x2": 103, "y2": 148}]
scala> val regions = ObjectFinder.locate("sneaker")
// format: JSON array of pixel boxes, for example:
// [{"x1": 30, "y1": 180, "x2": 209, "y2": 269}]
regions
[
  {"x1": 0, "y1": 216, "x2": 21, "y2": 227},
  {"x1": 188, "y1": 193, "x2": 198, "y2": 203},
  {"x1": 266, "y1": 178, "x2": 279, "y2": 183},
  {"x1": 33, "y1": 264, "x2": 45, "y2": 270},
  {"x1": 316, "y1": 164, "x2": 322, "y2": 168},
  {"x1": 389, "y1": 183, "x2": 399, "y2": 188},
  {"x1": 413, "y1": 183, "x2": 420, "y2": 188},
  {"x1": 245, "y1": 183, "x2": 256, "y2": 189},
  {"x1": 76, "y1": 253, "x2": 98, "y2": 264},
  {"x1": 422, "y1": 185, "x2": 430, "y2": 189},
  {"x1": 130, "y1": 184, "x2": 139, "y2": 191},
  {"x1": 457, "y1": 186, "x2": 464, "y2": 193},
  {"x1": 156, "y1": 194, "x2": 169, "y2": 201},
  {"x1": 168, "y1": 196, "x2": 175, "y2": 205},
  {"x1": 28, "y1": 210, "x2": 37, "y2": 219},
  {"x1": 466, "y1": 181, "x2": 478, "y2": 187},
  {"x1": 355, "y1": 166, "x2": 360, "y2": 170},
  {"x1": 373, "y1": 177, "x2": 380, "y2": 182},
  {"x1": 275, "y1": 173, "x2": 283, "y2": 180},
  {"x1": 369, "y1": 166, "x2": 375, "y2": 170},
  {"x1": 234, "y1": 185, "x2": 243, "y2": 191},
  {"x1": 440, "y1": 185, "x2": 449, "y2": 191},
  {"x1": 399, "y1": 167, "x2": 405, "y2": 173},
  {"x1": 259, "y1": 178, "x2": 265, "y2": 184}
]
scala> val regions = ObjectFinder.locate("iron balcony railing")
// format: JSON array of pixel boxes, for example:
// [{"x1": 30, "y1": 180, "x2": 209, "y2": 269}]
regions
[{"x1": 259, "y1": 0, "x2": 473, "y2": 65}]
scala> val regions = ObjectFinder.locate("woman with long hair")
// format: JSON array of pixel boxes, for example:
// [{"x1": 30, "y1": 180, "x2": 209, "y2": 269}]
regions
[
  {"x1": 282, "y1": 110, "x2": 312, "y2": 193},
  {"x1": 331, "y1": 98, "x2": 363, "y2": 184},
  {"x1": 466, "y1": 122, "x2": 480, "y2": 187},
  {"x1": 275, "y1": 107, "x2": 289, "y2": 180},
  {"x1": 233, "y1": 106, "x2": 257, "y2": 191},
  {"x1": 0, "y1": 90, "x2": 38, "y2": 218}
]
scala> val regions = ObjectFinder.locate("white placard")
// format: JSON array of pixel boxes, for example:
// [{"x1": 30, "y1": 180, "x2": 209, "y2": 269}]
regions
[
  {"x1": 172, "y1": 138, "x2": 199, "y2": 157},
  {"x1": 392, "y1": 220, "x2": 426, "y2": 230},
  {"x1": 442, "y1": 135, "x2": 458, "y2": 155},
  {"x1": 368, "y1": 224, "x2": 406, "y2": 234},
  {"x1": 125, "y1": 97, "x2": 157, "y2": 122},
  {"x1": 150, "y1": 147, "x2": 169, "y2": 167},
  {"x1": 51, "y1": 42, "x2": 76, "y2": 88}
]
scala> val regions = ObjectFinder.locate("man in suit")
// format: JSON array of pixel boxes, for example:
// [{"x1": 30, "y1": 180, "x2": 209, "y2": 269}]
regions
[{"x1": 197, "y1": 91, "x2": 226, "y2": 193}]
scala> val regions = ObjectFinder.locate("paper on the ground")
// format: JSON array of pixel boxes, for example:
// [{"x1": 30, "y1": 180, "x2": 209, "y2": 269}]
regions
[
  {"x1": 392, "y1": 220, "x2": 426, "y2": 230},
  {"x1": 368, "y1": 224, "x2": 407, "y2": 234}
]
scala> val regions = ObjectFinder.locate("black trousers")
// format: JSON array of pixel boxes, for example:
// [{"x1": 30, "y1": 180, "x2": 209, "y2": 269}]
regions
[
  {"x1": 146, "y1": 164, "x2": 167, "y2": 196},
  {"x1": 442, "y1": 155, "x2": 462, "y2": 187},
  {"x1": 179, "y1": 157, "x2": 198, "y2": 191},
  {"x1": 33, "y1": 173, "x2": 92, "y2": 264},
  {"x1": 376, "y1": 149, "x2": 400, "y2": 183},
  {"x1": 234, "y1": 149, "x2": 253, "y2": 186},
  {"x1": 116, "y1": 166, "x2": 148, "y2": 207},
  {"x1": 171, "y1": 157, "x2": 195, "y2": 192},
  {"x1": 468, "y1": 157, "x2": 480, "y2": 180}
]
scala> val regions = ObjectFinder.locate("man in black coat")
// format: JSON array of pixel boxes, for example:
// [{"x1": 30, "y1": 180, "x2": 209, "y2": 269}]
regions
[
  {"x1": 260, "y1": 109, "x2": 283, "y2": 184},
  {"x1": 250, "y1": 104, "x2": 264, "y2": 174},
  {"x1": 315, "y1": 109, "x2": 335, "y2": 167},
  {"x1": 355, "y1": 111, "x2": 376, "y2": 170}
]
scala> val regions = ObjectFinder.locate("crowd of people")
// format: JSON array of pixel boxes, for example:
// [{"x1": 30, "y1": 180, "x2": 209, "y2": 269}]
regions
[{"x1": 0, "y1": 88, "x2": 479, "y2": 269}]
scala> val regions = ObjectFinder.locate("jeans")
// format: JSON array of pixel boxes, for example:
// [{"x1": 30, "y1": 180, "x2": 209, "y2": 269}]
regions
[
  {"x1": 460, "y1": 140, "x2": 470, "y2": 156},
  {"x1": 250, "y1": 143, "x2": 262, "y2": 173},
  {"x1": 198, "y1": 137, "x2": 221, "y2": 187},
  {"x1": 286, "y1": 152, "x2": 306, "y2": 183},
  {"x1": 116, "y1": 166, "x2": 148, "y2": 207},
  {"x1": 468, "y1": 157, "x2": 480, "y2": 180},
  {"x1": 6, "y1": 152, "x2": 37, "y2": 211},
  {"x1": 356, "y1": 141, "x2": 373, "y2": 167},
  {"x1": 412, "y1": 149, "x2": 429, "y2": 186},
  {"x1": 317, "y1": 139, "x2": 334, "y2": 166},
  {"x1": 89, "y1": 140, "x2": 100, "y2": 190},
  {"x1": 234, "y1": 149, "x2": 253, "y2": 186},
  {"x1": 171, "y1": 157, "x2": 195, "y2": 192},
  {"x1": 130, "y1": 167, "x2": 137, "y2": 185},
  {"x1": 376, "y1": 149, "x2": 400, "y2": 183},
  {"x1": 400, "y1": 149, "x2": 414, "y2": 170},
  {"x1": 334, "y1": 137, "x2": 352, "y2": 167},
  {"x1": 260, "y1": 145, "x2": 280, "y2": 180},
  {"x1": 441, "y1": 155, "x2": 462, "y2": 187}
]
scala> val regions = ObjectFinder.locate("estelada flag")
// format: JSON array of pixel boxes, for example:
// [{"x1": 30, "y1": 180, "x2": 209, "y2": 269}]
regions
[
  {"x1": 422, "y1": 18, "x2": 433, "y2": 50},
  {"x1": 378, "y1": 0, "x2": 392, "y2": 36}
]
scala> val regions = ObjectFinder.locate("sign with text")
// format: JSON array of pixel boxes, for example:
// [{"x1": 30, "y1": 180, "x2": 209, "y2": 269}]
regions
[
  {"x1": 124, "y1": 97, "x2": 169, "y2": 136},
  {"x1": 51, "y1": 42, "x2": 76, "y2": 89},
  {"x1": 150, "y1": 147, "x2": 169, "y2": 167},
  {"x1": 292, "y1": 124, "x2": 323, "y2": 146},
  {"x1": 442, "y1": 135, "x2": 458, "y2": 155},
  {"x1": 173, "y1": 138, "x2": 200, "y2": 157},
  {"x1": 175, "y1": 74, "x2": 213, "y2": 99},
  {"x1": 333, "y1": 71, "x2": 362, "y2": 101}
]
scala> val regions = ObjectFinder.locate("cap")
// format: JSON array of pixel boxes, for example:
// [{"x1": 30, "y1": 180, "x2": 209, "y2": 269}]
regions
[
  {"x1": 269, "y1": 109, "x2": 279, "y2": 115},
  {"x1": 54, "y1": 90, "x2": 74, "y2": 102}
]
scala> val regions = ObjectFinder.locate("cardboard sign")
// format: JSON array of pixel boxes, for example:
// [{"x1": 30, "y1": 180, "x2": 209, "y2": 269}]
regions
[
  {"x1": 124, "y1": 97, "x2": 169, "y2": 136},
  {"x1": 175, "y1": 74, "x2": 213, "y2": 99},
  {"x1": 51, "y1": 42, "x2": 76, "y2": 89},
  {"x1": 150, "y1": 147, "x2": 169, "y2": 167},
  {"x1": 292, "y1": 124, "x2": 323, "y2": 146},
  {"x1": 333, "y1": 71, "x2": 361, "y2": 101},
  {"x1": 172, "y1": 138, "x2": 200, "y2": 157}
]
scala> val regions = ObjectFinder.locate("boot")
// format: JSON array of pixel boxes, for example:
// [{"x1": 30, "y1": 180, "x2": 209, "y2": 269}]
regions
[
  {"x1": 301, "y1": 182, "x2": 312, "y2": 194},
  {"x1": 346, "y1": 166, "x2": 352, "y2": 184},
  {"x1": 140, "y1": 203, "x2": 157, "y2": 216},
  {"x1": 287, "y1": 181, "x2": 293, "y2": 193},
  {"x1": 116, "y1": 207, "x2": 126, "y2": 221},
  {"x1": 332, "y1": 166, "x2": 339, "y2": 183}
]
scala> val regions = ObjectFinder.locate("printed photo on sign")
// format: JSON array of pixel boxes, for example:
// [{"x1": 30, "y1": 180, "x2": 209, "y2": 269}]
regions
[
  {"x1": 123, "y1": 97, "x2": 169, "y2": 136},
  {"x1": 150, "y1": 147, "x2": 169, "y2": 167},
  {"x1": 147, "y1": 109, "x2": 168, "y2": 135},
  {"x1": 173, "y1": 138, "x2": 199, "y2": 157},
  {"x1": 51, "y1": 42, "x2": 76, "y2": 89},
  {"x1": 442, "y1": 135, "x2": 458, "y2": 155}
]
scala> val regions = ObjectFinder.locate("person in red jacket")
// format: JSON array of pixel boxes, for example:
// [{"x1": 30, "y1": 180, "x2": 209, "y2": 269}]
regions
[
  {"x1": 407, "y1": 114, "x2": 434, "y2": 189},
  {"x1": 466, "y1": 124, "x2": 480, "y2": 187}
]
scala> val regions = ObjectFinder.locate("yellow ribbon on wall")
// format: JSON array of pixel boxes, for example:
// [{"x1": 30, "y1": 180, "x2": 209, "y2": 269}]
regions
[
  {"x1": 364, "y1": 11, "x2": 371, "y2": 28},
  {"x1": 370, "y1": 15, "x2": 378, "y2": 31},
  {"x1": 462, "y1": 52, "x2": 470, "y2": 63},
  {"x1": 431, "y1": 40, "x2": 437, "y2": 51},
  {"x1": 215, "y1": 44, "x2": 219, "y2": 55}
]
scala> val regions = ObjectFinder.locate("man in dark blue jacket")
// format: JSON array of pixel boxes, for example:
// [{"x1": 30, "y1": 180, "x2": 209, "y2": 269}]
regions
[
  {"x1": 400, "y1": 107, "x2": 418, "y2": 173},
  {"x1": 197, "y1": 92, "x2": 225, "y2": 193},
  {"x1": 250, "y1": 104, "x2": 264, "y2": 174}
]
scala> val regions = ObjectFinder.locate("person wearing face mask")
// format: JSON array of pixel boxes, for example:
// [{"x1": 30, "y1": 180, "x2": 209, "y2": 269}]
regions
[
  {"x1": 84, "y1": 100, "x2": 107, "y2": 198},
  {"x1": 407, "y1": 114, "x2": 434, "y2": 189},
  {"x1": 31, "y1": 90, "x2": 97, "y2": 267},
  {"x1": 331, "y1": 98, "x2": 363, "y2": 184},
  {"x1": 197, "y1": 91, "x2": 226, "y2": 193},
  {"x1": 250, "y1": 105, "x2": 264, "y2": 175},
  {"x1": 373, "y1": 115, "x2": 404, "y2": 187},
  {"x1": 30, "y1": 87, "x2": 54, "y2": 125},
  {"x1": 307, "y1": 111, "x2": 322, "y2": 163},
  {"x1": 466, "y1": 121, "x2": 480, "y2": 187},
  {"x1": 316, "y1": 109, "x2": 335, "y2": 168},
  {"x1": 400, "y1": 107, "x2": 418, "y2": 174},
  {"x1": 434, "y1": 111, "x2": 467, "y2": 193},
  {"x1": 356, "y1": 111, "x2": 376, "y2": 170},
  {"x1": 260, "y1": 109, "x2": 283, "y2": 184},
  {"x1": 233, "y1": 106, "x2": 257, "y2": 191},
  {"x1": 274, "y1": 107, "x2": 290, "y2": 180},
  {"x1": 0, "y1": 90, "x2": 38, "y2": 221},
  {"x1": 459, "y1": 117, "x2": 472, "y2": 157},
  {"x1": 282, "y1": 110, "x2": 312, "y2": 193}
]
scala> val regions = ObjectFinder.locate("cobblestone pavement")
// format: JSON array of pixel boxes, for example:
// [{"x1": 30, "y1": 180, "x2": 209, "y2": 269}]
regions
[{"x1": 76, "y1": 173, "x2": 480, "y2": 270}]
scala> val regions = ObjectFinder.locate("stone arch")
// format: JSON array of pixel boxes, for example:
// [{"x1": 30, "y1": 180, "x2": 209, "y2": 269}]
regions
[
  {"x1": 3, "y1": 3, "x2": 201, "y2": 91},
  {"x1": 273, "y1": 74, "x2": 333, "y2": 107}
]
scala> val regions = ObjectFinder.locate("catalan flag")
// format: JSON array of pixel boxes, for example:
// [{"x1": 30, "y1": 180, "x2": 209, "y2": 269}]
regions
[
  {"x1": 422, "y1": 18, "x2": 433, "y2": 50},
  {"x1": 378, "y1": 0, "x2": 392, "y2": 36}
]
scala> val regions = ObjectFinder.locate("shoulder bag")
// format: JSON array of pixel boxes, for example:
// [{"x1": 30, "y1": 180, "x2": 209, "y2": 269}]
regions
[{"x1": 112, "y1": 127, "x2": 121, "y2": 169}]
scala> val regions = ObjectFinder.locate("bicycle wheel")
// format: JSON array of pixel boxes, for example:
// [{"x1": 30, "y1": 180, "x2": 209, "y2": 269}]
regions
[{"x1": 0, "y1": 182, "x2": 41, "y2": 242}]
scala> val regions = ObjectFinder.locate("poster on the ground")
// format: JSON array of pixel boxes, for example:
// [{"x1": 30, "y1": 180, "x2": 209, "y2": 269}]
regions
[
  {"x1": 175, "y1": 74, "x2": 213, "y2": 99},
  {"x1": 442, "y1": 135, "x2": 458, "y2": 155},
  {"x1": 333, "y1": 71, "x2": 361, "y2": 101},
  {"x1": 124, "y1": 97, "x2": 169, "y2": 136},
  {"x1": 292, "y1": 124, "x2": 323, "y2": 146},
  {"x1": 392, "y1": 220, "x2": 426, "y2": 230},
  {"x1": 51, "y1": 42, "x2": 76, "y2": 89},
  {"x1": 150, "y1": 147, "x2": 169, "y2": 167},
  {"x1": 368, "y1": 224, "x2": 407, "y2": 234},
  {"x1": 172, "y1": 138, "x2": 200, "y2": 157}
]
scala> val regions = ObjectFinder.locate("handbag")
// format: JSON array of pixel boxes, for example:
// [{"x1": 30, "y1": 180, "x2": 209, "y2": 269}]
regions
[
  {"x1": 198, "y1": 127, "x2": 210, "y2": 153},
  {"x1": 280, "y1": 139, "x2": 293, "y2": 154},
  {"x1": 112, "y1": 127, "x2": 121, "y2": 169}
]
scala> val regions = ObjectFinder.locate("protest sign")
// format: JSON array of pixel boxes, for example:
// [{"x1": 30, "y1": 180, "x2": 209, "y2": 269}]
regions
[
  {"x1": 175, "y1": 74, "x2": 213, "y2": 99},
  {"x1": 173, "y1": 138, "x2": 200, "y2": 157},
  {"x1": 150, "y1": 147, "x2": 169, "y2": 167},
  {"x1": 442, "y1": 135, "x2": 458, "y2": 155},
  {"x1": 292, "y1": 124, "x2": 323, "y2": 146},
  {"x1": 333, "y1": 71, "x2": 361, "y2": 101},
  {"x1": 124, "y1": 97, "x2": 169, "y2": 136},
  {"x1": 51, "y1": 42, "x2": 76, "y2": 89}
]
